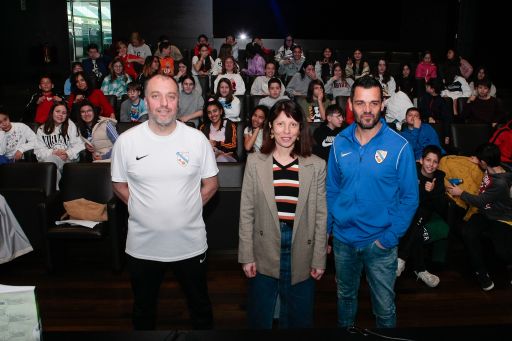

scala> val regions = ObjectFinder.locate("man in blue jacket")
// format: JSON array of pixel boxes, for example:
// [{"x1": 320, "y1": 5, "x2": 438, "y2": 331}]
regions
[
  {"x1": 400, "y1": 107, "x2": 445, "y2": 161},
  {"x1": 327, "y1": 76, "x2": 418, "y2": 328}
]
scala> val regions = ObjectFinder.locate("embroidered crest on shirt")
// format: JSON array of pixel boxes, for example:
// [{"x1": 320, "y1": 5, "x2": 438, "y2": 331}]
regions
[
  {"x1": 176, "y1": 151, "x2": 189, "y2": 167},
  {"x1": 375, "y1": 150, "x2": 387, "y2": 164}
]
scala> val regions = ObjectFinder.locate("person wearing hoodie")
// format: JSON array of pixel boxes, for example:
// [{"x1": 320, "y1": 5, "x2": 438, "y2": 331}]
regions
[
  {"x1": 327, "y1": 76, "x2": 418, "y2": 328},
  {"x1": 400, "y1": 107, "x2": 445, "y2": 161},
  {"x1": 447, "y1": 143, "x2": 512, "y2": 292}
]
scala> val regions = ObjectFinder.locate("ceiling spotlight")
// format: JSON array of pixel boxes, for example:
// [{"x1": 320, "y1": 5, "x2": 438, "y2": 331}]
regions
[{"x1": 239, "y1": 33, "x2": 247, "y2": 40}]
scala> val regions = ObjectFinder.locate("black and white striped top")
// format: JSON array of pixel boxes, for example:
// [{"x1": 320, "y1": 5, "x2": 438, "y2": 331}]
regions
[{"x1": 273, "y1": 157, "x2": 299, "y2": 224}]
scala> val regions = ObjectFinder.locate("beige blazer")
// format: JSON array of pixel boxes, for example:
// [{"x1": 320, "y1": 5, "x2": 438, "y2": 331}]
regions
[{"x1": 238, "y1": 152, "x2": 327, "y2": 285}]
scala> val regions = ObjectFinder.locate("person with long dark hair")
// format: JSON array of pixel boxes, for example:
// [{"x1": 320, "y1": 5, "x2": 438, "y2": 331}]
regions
[
  {"x1": 199, "y1": 99, "x2": 237, "y2": 162},
  {"x1": 239, "y1": 99, "x2": 327, "y2": 328},
  {"x1": 35, "y1": 102, "x2": 84, "y2": 178},
  {"x1": 76, "y1": 100, "x2": 118, "y2": 161},
  {"x1": 68, "y1": 71, "x2": 115, "y2": 119}
]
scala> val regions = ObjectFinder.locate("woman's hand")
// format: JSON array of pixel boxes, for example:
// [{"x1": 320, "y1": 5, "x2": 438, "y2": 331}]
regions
[
  {"x1": 242, "y1": 262, "x2": 257, "y2": 278},
  {"x1": 310, "y1": 268, "x2": 325, "y2": 280},
  {"x1": 446, "y1": 183, "x2": 463, "y2": 197}
]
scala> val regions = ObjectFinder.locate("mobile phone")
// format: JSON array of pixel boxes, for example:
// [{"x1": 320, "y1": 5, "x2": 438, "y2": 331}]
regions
[{"x1": 448, "y1": 178, "x2": 463, "y2": 186}]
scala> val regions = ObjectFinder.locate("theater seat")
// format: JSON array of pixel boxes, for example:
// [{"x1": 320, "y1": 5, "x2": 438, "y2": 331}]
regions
[
  {"x1": 203, "y1": 162, "x2": 245, "y2": 251},
  {"x1": 0, "y1": 162, "x2": 57, "y2": 262},
  {"x1": 45, "y1": 163, "x2": 123, "y2": 272},
  {"x1": 451, "y1": 123, "x2": 492, "y2": 156}
]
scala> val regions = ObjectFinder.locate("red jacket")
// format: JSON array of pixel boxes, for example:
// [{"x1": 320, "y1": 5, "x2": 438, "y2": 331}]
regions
[
  {"x1": 490, "y1": 120, "x2": 512, "y2": 163},
  {"x1": 415, "y1": 62, "x2": 437, "y2": 81},
  {"x1": 68, "y1": 89, "x2": 114, "y2": 117}
]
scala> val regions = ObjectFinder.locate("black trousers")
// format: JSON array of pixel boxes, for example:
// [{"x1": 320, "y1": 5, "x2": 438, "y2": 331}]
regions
[
  {"x1": 398, "y1": 196, "x2": 453, "y2": 272},
  {"x1": 128, "y1": 252, "x2": 213, "y2": 330},
  {"x1": 462, "y1": 214, "x2": 512, "y2": 274}
]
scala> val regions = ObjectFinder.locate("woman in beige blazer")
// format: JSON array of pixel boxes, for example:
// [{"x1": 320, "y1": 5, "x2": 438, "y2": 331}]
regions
[{"x1": 238, "y1": 99, "x2": 327, "y2": 328}]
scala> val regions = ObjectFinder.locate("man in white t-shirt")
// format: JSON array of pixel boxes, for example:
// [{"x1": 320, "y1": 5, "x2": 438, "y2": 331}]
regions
[{"x1": 111, "y1": 75, "x2": 219, "y2": 330}]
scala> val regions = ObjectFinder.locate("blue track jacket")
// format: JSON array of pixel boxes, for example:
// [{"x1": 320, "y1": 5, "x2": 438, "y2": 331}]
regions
[{"x1": 327, "y1": 119, "x2": 419, "y2": 249}]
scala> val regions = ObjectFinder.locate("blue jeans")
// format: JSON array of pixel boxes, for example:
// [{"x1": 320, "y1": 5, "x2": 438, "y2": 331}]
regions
[
  {"x1": 247, "y1": 222, "x2": 315, "y2": 329},
  {"x1": 333, "y1": 238, "x2": 397, "y2": 328}
]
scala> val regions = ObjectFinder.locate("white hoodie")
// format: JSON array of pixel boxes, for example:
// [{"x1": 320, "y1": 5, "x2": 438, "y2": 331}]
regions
[
  {"x1": 0, "y1": 122, "x2": 36, "y2": 159},
  {"x1": 35, "y1": 120, "x2": 84, "y2": 161}
]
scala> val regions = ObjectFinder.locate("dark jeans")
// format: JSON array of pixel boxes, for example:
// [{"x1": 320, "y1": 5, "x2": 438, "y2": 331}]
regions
[
  {"x1": 398, "y1": 197, "x2": 452, "y2": 271},
  {"x1": 462, "y1": 213, "x2": 512, "y2": 274},
  {"x1": 128, "y1": 252, "x2": 213, "y2": 330},
  {"x1": 247, "y1": 222, "x2": 316, "y2": 329}
]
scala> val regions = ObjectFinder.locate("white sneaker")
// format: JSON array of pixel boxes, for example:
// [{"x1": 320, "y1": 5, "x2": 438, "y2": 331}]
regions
[
  {"x1": 415, "y1": 270, "x2": 440, "y2": 288},
  {"x1": 396, "y1": 258, "x2": 406, "y2": 277}
]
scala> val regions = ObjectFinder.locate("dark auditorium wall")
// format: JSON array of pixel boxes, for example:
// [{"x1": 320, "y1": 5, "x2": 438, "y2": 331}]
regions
[
  {"x1": 1, "y1": 0, "x2": 69, "y2": 83},
  {"x1": 110, "y1": 0, "x2": 213, "y2": 56}
]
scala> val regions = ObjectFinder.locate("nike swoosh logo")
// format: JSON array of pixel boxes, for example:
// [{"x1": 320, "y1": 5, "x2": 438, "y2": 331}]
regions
[
  {"x1": 322, "y1": 140, "x2": 333, "y2": 147},
  {"x1": 135, "y1": 155, "x2": 149, "y2": 160},
  {"x1": 340, "y1": 152, "x2": 352, "y2": 157}
]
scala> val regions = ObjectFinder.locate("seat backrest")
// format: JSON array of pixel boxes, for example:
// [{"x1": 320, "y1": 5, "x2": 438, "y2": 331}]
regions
[
  {"x1": 0, "y1": 162, "x2": 57, "y2": 197},
  {"x1": 249, "y1": 95, "x2": 265, "y2": 114},
  {"x1": 60, "y1": 163, "x2": 113, "y2": 203},
  {"x1": 104, "y1": 95, "x2": 117, "y2": 112},
  {"x1": 236, "y1": 95, "x2": 246, "y2": 122},
  {"x1": 217, "y1": 162, "x2": 245, "y2": 188},
  {"x1": 457, "y1": 97, "x2": 469, "y2": 116},
  {"x1": 335, "y1": 96, "x2": 349, "y2": 114},
  {"x1": 236, "y1": 122, "x2": 246, "y2": 162},
  {"x1": 117, "y1": 121, "x2": 139, "y2": 134},
  {"x1": 451, "y1": 123, "x2": 492, "y2": 156}
]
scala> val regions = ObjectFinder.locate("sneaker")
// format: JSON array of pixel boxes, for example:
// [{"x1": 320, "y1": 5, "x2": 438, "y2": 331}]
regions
[
  {"x1": 475, "y1": 272, "x2": 494, "y2": 291},
  {"x1": 396, "y1": 258, "x2": 406, "y2": 277},
  {"x1": 415, "y1": 270, "x2": 440, "y2": 288}
]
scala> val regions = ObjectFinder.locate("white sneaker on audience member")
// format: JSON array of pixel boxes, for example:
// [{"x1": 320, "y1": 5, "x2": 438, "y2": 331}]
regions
[
  {"x1": 396, "y1": 258, "x2": 406, "y2": 277},
  {"x1": 415, "y1": 270, "x2": 440, "y2": 288}
]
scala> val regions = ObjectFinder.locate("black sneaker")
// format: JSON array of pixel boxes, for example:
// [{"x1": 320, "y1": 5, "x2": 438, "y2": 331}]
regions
[{"x1": 476, "y1": 272, "x2": 494, "y2": 291}]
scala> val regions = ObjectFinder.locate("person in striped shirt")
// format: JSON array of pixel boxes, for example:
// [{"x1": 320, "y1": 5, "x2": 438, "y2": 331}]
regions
[{"x1": 239, "y1": 99, "x2": 327, "y2": 328}]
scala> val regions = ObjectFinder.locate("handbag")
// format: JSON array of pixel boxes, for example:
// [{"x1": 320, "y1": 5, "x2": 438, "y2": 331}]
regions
[{"x1": 62, "y1": 198, "x2": 108, "y2": 222}]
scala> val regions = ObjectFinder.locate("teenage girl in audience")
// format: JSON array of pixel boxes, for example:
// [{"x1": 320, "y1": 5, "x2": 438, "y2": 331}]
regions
[
  {"x1": 115, "y1": 40, "x2": 143, "y2": 79},
  {"x1": 395, "y1": 62, "x2": 416, "y2": 101},
  {"x1": 101, "y1": 57, "x2": 132, "y2": 100},
  {"x1": 275, "y1": 35, "x2": 301, "y2": 65},
  {"x1": 213, "y1": 56, "x2": 246, "y2": 95},
  {"x1": 315, "y1": 47, "x2": 338, "y2": 83},
  {"x1": 212, "y1": 43, "x2": 233, "y2": 76},
  {"x1": 178, "y1": 75, "x2": 204, "y2": 128},
  {"x1": 415, "y1": 50, "x2": 437, "y2": 99},
  {"x1": 64, "y1": 62, "x2": 84, "y2": 96},
  {"x1": 372, "y1": 58, "x2": 396, "y2": 98},
  {"x1": 174, "y1": 61, "x2": 202, "y2": 95},
  {"x1": 137, "y1": 56, "x2": 160, "y2": 97},
  {"x1": 441, "y1": 64, "x2": 471, "y2": 117},
  {"x1": 68, "y1": 71, "x2": 115, "y2": 119},
  {"x1": 243, "y1": 41, "x2": 266, "y2": 77},
  {"x1": 76, "y1": 100, "x2": 118, "y2": 162},
  {"x1": 286, "y1": 60, "x2": 318, "y2": 98},
  {"x1": 324, "y1": 63, "x2": 353, "y2": 99},
  {"x1": 468, "y1": 66, "x2": 497, "y2": 102},
  {"x1": 214, "y1": 78, "x2": 241, "y2": 122},
  {"x1": 192, "y1": 43, "x2": 214, "y2": 76},
  {"x1": 244, "y1": 105, "x2": 268, "y2": 152},
  {"x1": 296, "y1": 79, "x2": 329, "y2": 122},
  {"x1": 345, "y1": 48, "x2": 370, "y2": 80},
  {"x1": 199, "y1": 99, "x2": 238, "y2": 162},
  {"x1": 35, "y1": 102, "x2": 84, "y2": 179}
]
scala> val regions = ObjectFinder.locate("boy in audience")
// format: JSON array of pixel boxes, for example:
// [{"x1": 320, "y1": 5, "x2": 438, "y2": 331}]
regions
[
  {"x1": 258, "y1": 77, "x2": 289, "y2": 108},
  {"x1": 120, "y1": 82, "x2": 147, "y2": 122},
  {"x1": 82, "y1": 43, "x2": 111, "y2": 88},
  {"x1": 158, "y1": 42, "x2": 175, "y2": 76},
  {"x1": 447, "y1": 143, "x2": 512, "y2": 291},
  {"x1": 397, "y1": 145, "x2": 450, "y2": 287},
  {"x1": 419, "y1": 79, "x2": 452, "y2": 145},
  {"x1": 193, "y1": 34, "x2": 212, "y2": 56},
  {"x1": 462, "y1": 78, "x2": 507, "y2": 127},
  {"x1": 400, "y1": 107, "x2": 445, "y2": 161},
  {"x1": 313, "y1": 104, "x2": 345, "y2": 161},
  {"x1": 23, "y1": 75, "x2": 63, "y2": 124},
  {"x1": 226, "y1": 34, "x2": 238, "y2": 61},
  {"x1": 0, "y1": 108, "x2": 36, "y2": 164}
]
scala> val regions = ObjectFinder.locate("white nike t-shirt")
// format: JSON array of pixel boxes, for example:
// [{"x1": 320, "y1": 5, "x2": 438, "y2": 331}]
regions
[{"x1": 111, "y1": 121, "x2": 218, "y2": 261}]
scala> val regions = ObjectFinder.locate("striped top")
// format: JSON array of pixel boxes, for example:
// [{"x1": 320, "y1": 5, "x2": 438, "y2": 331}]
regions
[{"x1": 273, "y1": 157, "x2": 299, "y2": 224}]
